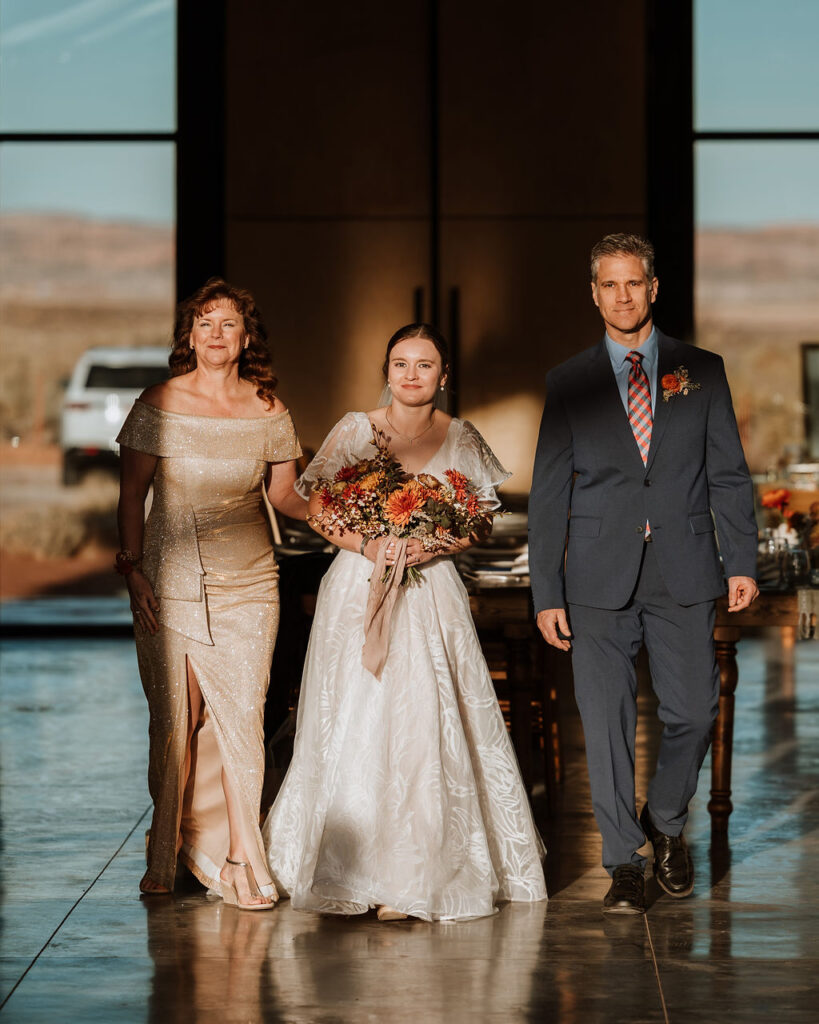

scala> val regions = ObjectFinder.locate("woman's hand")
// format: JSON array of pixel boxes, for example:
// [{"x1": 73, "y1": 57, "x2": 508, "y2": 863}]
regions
[
  {"x1": 383, "y1": 537, "x2": 439, "y2": 568},
  {"x1": 127, "y1": 570, "x2": 160, "y2": 635},
  {"x1": 361, "y1": 537, "x2": 386, "y2": 563}
]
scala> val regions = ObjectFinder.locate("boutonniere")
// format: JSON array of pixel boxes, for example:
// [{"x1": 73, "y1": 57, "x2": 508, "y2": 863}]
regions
[{"x1": 661, "y1": 366, "x2": 701, "y2": 402}]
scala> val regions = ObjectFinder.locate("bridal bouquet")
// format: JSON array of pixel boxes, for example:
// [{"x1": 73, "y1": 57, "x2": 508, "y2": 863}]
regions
[{"x1": 309, "y1": 424, "x2": 498, "y2": 585}]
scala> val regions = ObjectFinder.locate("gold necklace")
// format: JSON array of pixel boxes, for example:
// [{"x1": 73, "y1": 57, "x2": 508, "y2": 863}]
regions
[{"x1": 385, "y1": 408, "x2": 436, "y2": 444}]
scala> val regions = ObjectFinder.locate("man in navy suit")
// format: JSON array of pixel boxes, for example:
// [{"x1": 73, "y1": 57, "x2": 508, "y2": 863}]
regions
[{"x1": 529, "y1": 233, "x2": 758, "y2": 914}]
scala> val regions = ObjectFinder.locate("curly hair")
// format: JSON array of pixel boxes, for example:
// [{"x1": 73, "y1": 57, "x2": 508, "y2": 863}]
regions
[
  {"x1": 168, "y1": 277, "x2": 278, "y2": 408},
  {"x1": 590, "y1": 233, "x2": 655, "y2": 282}
]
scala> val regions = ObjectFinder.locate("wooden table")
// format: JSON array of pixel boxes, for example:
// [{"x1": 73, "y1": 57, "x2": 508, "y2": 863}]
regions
[
  {"x1": 468, "y1": 583, "x2": 809, "y2": 834},
  {"x1": 467, "y1": 584, "x2": 544, "y2": 792},
  {"x1": 710, "y1": 590, "x2": 801, "y2": 833}
]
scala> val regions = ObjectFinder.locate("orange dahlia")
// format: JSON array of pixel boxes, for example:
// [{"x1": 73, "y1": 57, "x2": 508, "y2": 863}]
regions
[{"x1": 385, "y1": 482, "x2": 425, "y2": 527}]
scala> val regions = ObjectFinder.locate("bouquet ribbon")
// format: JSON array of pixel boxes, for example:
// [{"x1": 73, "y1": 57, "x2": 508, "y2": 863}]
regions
[{"x1": 362, "y1": 536, "x2": 408, "y2": 680}]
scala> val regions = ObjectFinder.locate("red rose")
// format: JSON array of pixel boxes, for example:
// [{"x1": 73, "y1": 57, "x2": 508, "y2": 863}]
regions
[
  {"x1": 761, "y1": 488, "x2": 790, "y2": 510},
  {"x1": 662, "y1": 374, "x2": 681, "y2": 393}
]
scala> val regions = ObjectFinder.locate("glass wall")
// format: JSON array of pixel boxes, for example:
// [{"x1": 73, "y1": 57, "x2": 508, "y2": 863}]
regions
[
  {"x1": 694, "y1": 0, "x2": 819, "y2": 480},
  {"x1": 0, "y1": 1, "x2": 176, "y2": 597},
  {"x1": 0, "y1": 0, "x2": 175, "y2": 132}
]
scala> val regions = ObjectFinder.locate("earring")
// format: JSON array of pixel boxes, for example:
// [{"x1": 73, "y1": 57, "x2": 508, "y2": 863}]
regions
[
  {"x1": 244, "y1": 341, "x2": 249, "y2": 350},
  {"x1": 386, "y1": 381, "x2": 391, "y2": 389}
]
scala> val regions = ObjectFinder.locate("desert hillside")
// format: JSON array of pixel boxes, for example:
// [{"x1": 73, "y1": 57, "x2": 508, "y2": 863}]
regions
[
  {"x1": 1, "y1": 213, "x2": 817, "y2": 471},
  {"x1": 696, "y1": 224, "x2": 819, "y2": 471},
  {"x1": 0, "y1": 213, "x2": 174, "y2": 440}
]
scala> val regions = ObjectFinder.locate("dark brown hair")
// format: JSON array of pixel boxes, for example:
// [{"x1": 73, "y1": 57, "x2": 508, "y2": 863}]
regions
[
  {"x1": 382, "y1": 323, "x2": 450, "y2": 381},
  {"x1": 169, "y1": 277, "x2": 278, "y2": 407},
  {"x1": 590, "y1": 233, "x2": 655, "y2": 282}
]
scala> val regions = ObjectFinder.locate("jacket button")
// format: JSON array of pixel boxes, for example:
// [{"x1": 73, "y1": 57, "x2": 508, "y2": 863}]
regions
[
  {"x1": 644, "y1": 479, "x2": 651, "y2": 487},
  {"x1": 636, "y1": 526, "x2": 644, "y2": 533}
]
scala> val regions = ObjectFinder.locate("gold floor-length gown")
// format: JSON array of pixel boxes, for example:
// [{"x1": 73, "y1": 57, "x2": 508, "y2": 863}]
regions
[{"x1": 117, "y1": 400, "x2": 302, "y2": 894}]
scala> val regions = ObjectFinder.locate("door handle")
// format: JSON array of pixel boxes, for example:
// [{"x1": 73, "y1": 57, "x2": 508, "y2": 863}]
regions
[
  {"x1": 448, "y1": 286, "x2": 460, "y2": 416},
  {"x1": 413, "y1": 286, "x2": 425, "y2": 322}
]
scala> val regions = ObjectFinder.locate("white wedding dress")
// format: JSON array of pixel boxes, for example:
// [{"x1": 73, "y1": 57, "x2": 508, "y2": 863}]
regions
[{"x1": 262, "y1": 413, "x2": 547, "y2": 920}]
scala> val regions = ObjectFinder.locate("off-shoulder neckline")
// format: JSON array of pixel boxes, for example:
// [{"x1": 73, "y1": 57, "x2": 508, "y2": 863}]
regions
[{"x1": 135, "y1": 398, "x2": 289, "y2": 423}]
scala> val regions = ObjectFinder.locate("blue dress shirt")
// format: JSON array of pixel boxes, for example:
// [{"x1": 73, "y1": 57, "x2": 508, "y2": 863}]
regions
[{"x1": 605, "y1": 327, "x2": 658, "y2": 415}]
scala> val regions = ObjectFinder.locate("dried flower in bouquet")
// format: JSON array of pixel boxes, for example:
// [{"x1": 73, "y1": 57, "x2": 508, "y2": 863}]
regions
[{"x1": 309, "y1": 424, "x2": 500, "y2": 584}]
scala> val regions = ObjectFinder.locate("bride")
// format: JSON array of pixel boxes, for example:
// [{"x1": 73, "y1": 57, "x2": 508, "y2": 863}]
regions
[{"x1": 262, "y1": 323, "x2": 546, "y2": 921}]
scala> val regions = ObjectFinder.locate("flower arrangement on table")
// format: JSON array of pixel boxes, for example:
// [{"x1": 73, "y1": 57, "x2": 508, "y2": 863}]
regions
[
  {"x1": 309, "y1": 424, "x2": 498, "y2": 585},
  {"x1": 760, "y1": 487, "x2": 791, "y2": 515}
]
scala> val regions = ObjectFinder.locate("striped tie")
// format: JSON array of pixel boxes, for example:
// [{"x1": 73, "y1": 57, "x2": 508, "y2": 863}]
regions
[{"x1": 626, "y1": 350, "x2": 652, "y2": 465}]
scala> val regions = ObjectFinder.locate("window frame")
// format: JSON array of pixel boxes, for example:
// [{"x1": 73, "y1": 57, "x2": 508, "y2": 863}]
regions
[
  {"x1": 647, "y1": 0, "x2": 819, "y2": 343},
  {"x1": 0, "y1": 0, "x2": 226, "y2": 302}
]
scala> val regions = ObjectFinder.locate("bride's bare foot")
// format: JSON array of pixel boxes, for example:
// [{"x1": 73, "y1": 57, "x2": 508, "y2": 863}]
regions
[
  {"x1": 139, "y1": 873, "x2": 171, "y2": 895},
  {"x1": 376, "y1": 905, "x2": 408, "y2": 921},
  {"x1": 220, "y1": 857, "x2": 278, "y2": 911}
]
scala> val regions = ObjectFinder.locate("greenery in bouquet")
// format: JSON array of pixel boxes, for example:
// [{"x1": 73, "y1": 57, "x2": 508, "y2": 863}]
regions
[{"x1": 309, "y1": 424, "x2": 498, "y2": 584}]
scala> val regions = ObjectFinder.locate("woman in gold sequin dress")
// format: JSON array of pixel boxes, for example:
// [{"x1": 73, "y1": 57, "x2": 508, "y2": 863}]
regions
[{"x1": 116, "y1": 279, "x2": 306, "y2": 907}]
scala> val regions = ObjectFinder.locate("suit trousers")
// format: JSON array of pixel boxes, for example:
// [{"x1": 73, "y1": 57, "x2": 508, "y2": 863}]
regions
[{"x1": 568, "y1": 541, "x2": 720, "y2": 873}]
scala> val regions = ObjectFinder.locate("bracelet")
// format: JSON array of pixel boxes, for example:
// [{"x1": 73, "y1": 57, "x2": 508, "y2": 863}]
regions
[
  {"x1": 114, "y1": 550, "x2": 143, "y2": 576},
  {"x1": 359, "y1": 538, "x2": 367, "y2": 556}
]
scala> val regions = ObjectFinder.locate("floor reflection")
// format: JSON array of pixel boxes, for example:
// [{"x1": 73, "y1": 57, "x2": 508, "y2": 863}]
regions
[
  {"x1": 0, "y1": 629, "x2": 817, "y2": 1021},
  {"x1": 144, "y1": 895, "x2": 279, "y2": 1023}
]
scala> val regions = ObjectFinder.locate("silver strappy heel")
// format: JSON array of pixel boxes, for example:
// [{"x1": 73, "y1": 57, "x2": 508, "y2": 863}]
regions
[{"x1": 220, "y1": 857, "x2": 278, "y2": 911}]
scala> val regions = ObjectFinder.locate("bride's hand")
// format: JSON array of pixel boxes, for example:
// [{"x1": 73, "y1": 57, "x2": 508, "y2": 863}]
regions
[{"x1": 384, "y1": 538, "x2": 438, "y2": 568}]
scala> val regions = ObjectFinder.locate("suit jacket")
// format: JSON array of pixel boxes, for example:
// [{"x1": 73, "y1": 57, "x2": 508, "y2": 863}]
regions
[{"x1": 528, "y1": 330, "x2": 758, "y2": 611}]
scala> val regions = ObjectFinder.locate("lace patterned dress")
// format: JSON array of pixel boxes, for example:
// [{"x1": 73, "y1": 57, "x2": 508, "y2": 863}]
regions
[
  {"x1": 262, "y1": 413, "x2": 546, "y2": 920},
  {"x1": 117, "y1": 400, "x2": 302, "y2": 895}
]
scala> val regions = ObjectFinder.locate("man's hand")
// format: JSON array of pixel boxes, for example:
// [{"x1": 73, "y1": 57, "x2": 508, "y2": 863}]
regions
[
  {"x1": 536, "y1": 608, "x2": 572, "y2": 651},
  {"x1": 727, "y1": 575, "x2": 759, "y2": 612}
]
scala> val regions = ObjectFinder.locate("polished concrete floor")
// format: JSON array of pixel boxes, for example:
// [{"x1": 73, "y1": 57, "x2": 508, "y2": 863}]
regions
[{"x1": 0, "y1": 617, "x2": 817, "y2": 1022}]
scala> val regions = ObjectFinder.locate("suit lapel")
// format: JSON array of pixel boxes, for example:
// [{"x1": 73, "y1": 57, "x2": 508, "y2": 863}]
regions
[
  {"x1": 645, "y1": 332, "x2": 680, "y2": 472},
  {"x1": 586, "y1": 341, "x2": 647, "y2": 471}
]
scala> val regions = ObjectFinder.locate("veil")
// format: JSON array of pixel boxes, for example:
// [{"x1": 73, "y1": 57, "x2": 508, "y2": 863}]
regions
[{"x1": 376, "y1": 384, "x2": 450, "y2": 414}]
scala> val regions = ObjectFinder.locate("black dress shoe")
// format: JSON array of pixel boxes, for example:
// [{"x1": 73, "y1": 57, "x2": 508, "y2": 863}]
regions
[
  {"x1": 640, "y1": 804, "x2": 694, "y2": 898},
  {"x1": 602, "y1": 864, "x2": 646, "y2": 915}
]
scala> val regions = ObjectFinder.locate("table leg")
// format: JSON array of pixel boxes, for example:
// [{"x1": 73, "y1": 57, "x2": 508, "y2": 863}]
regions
[
  {"x1": 505, "y1": 626, "x2": 534, "y2": 792},
  {"x1": 708, "y1": 626, "x2": 740, "y2": 833}
]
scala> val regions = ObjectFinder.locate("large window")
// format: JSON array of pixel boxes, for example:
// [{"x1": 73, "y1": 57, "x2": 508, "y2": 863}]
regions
[
  {"x1": 0, "y1": 1, "x2": 177, "y2": 446},
  {"x1": 694, "y1": 0, "x2": 819, "y2": 475},
  {"x1": 0, "y1": 1, "x2": 176, "y2": 596}
]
